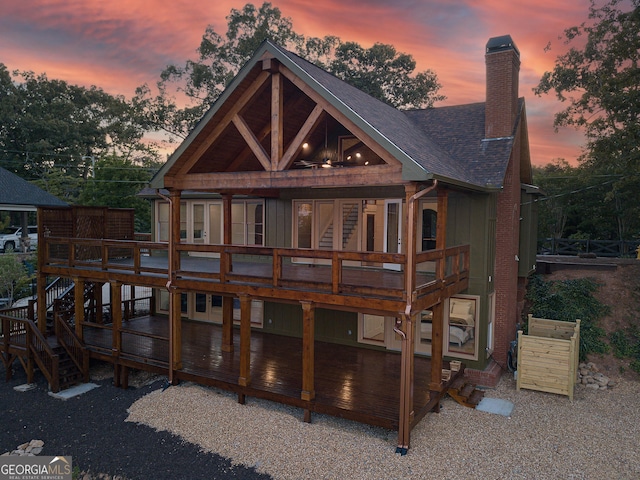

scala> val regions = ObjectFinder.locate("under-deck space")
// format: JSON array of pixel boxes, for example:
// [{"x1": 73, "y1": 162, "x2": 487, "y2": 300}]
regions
[{"x1": 83, "y1": 316, "x2": 461, "y2": 431}]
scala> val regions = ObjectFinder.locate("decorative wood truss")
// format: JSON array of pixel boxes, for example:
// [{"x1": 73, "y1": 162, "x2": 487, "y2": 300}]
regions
[{"x1": 163, "y1": 56, "x2": 403, "y2": 191}]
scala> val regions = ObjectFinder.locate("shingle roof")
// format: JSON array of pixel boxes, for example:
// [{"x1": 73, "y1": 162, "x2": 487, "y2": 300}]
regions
[
  {"x1": 152, "y1": 40, "x2": 521, "y2": 191},
  {"x1": 404, "y1": 102, "x2": 519, "y2": 188},
  {"x1": 275, "y1": 43, "x2": 516, "y2": 189},
  {"x1": 0, "y1": 167, "x2": 67, "y2": 207}
]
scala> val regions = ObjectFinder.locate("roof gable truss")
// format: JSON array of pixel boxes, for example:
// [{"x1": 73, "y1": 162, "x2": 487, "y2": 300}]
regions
[{"x1": 167, "y1": 57, "x2": 402, "y2": 190}]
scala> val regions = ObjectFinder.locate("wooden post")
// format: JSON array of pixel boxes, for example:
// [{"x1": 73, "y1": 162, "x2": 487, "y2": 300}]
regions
[
  {"x1": 171, "y1": 289, "x2": 182, "y2": 372},
  {"x1": 397, "y1": 312, "x2": 416, "y2": 453},
  {"x1": 221, "y1": 296, "x2": 234, "y2": 352},
  {"x1": 436, "y1": 188, "x2": 448, "y2": 281},
  {"x1": 238, "y1": 295, "x2": 251, "y2": 387},
  {"x1": 221, "y1": 194, "x2": 233, "y2": 282},
  {"x1": 95, "y1": 282, "x2": 104, "y2": 324},
  {"x1": 168, "y1": 189, "x2": 181, "y2": 385},
  {"x1": 36, "y1": 207, "x2": 46, "y2": 334},
  {"x1": 111, "y1": 281, "x2": 122, "y2": 385},
  {"x1": 271, "y1": 71, "x2": 283, "y2": 170},
  {"x1": 73, "y1": 277, "x2": 85, "y2": 340},
  {"x1": 429, "y1": 302, "x2": 444, "y2": 393},
  {"x1": 301, "y1": 301, "x2": 315, "y2": 402}
]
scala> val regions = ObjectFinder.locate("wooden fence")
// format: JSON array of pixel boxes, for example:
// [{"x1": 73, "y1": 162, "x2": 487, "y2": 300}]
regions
[
  {"x1": 516, "y1": 315, "x2": 580, "y2": 401},
  {"x1": 539, "y1": 238, "x2": 639, "y2": 258}
]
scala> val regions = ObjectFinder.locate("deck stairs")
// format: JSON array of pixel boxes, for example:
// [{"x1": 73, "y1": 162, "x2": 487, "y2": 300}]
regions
[
  {"x1": 1, "y1": 277, "x2": 91, "y2": 392},
  {"x1": 447, "y1": 376, "x2": 484, "y2": 408},
  {"x1": 49, "y1": 337, "x2": 85, "y2": 390}
]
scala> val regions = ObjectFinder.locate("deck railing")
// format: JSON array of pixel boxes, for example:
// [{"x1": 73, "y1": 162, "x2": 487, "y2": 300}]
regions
[
  {"x1": 55, "y1": 312, "x2": 89, "y2": 382},
  {"x1": 0, "y1": 314, "x2": 60, "y2": 391},
  {"x1": 42, "y1": 237, "x2": 470, "y2": 303}
]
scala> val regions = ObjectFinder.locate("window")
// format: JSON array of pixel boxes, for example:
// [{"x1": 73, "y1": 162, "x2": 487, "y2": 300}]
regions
[
  {"x1": 156, "y1": 199, "x2": 262, "y2": 245},
  {"x1": 156, "y1": 202, "x2": 186, "y2": 242},
  {"x1": 444, "y1": 295, "x2": 479, "y2": 360}
]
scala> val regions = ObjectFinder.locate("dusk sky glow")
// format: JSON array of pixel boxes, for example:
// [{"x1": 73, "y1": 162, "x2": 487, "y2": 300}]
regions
[{"x1": 0, "y1": 0, "x2": 612, "y2": 166}]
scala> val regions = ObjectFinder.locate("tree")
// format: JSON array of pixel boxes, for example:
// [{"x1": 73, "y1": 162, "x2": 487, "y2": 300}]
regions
[
  {"x1": 0, "y1": 65, "x2": 159, "y2": 204},
  {"x1": 0, "y1": 254, "x2": 30, "y2": 306},
  {"x1": 135, "y1": 2, "x2": 444, "y2": 141},
  {"x1": 534, "y1": 0, "x2": 640, "y2": 239},
  {"x1": 77, "y1": 155, "x2": 160, "y2": 232}
]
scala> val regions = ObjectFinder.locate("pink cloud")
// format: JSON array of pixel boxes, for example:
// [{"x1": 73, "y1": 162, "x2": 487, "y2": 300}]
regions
[{"x1": 0, "y1": 0, "x2": 601, "y2": 165}]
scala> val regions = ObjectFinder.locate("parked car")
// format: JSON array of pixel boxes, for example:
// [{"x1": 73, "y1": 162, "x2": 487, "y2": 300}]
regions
[{"x1": 0, "y1": 226, "x2": 37, "y2": 252}]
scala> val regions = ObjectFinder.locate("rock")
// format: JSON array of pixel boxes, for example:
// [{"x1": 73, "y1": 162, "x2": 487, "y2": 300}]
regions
[
  {"x1": 585, "y1": 383, "x2": 600, "y2": 390},
  {"x1": 30, "y1": 440, "x2": 44, "y2": 448}
]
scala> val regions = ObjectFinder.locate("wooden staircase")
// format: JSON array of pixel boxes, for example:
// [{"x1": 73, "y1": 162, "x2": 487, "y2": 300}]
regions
[
  {"x1": 447, "y1": 376, "x2": 484, "y2": 408},
  {"x1": 50, "y1": 339, "x2": 85, "y2": 391}
]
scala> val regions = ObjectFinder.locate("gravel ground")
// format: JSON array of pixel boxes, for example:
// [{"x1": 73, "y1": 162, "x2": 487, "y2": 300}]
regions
[
  {"x1": 0, "y1": 363, "x2": 269, "y2": 479},
  {"x1": 2, "y1": 361, "x2": 639, "y2": 479},
  {"x1": 128, "y1": 374, "x2": 640, "y2": 480}
]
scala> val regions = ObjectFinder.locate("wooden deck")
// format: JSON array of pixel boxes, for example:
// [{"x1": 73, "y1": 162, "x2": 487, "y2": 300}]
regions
[
  {"x1": 41, "y1": 239, "x2": 470, "y2": 315},
  {"x1": 82, "y1": 316, "x2": 460, "y2": 431}
]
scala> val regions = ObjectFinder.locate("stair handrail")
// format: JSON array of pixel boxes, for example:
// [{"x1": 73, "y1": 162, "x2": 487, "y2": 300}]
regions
[
  {"x1": 20, "y1": 317, "x2": 60, "y2": 392},
  {"x1": 54, "y1": 311, "x2": 89, "y2": 382}
]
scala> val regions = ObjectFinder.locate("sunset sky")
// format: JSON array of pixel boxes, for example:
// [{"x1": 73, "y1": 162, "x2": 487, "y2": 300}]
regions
[{"x1": 0, "y1": 0, "x2": 613, "y2": 166}]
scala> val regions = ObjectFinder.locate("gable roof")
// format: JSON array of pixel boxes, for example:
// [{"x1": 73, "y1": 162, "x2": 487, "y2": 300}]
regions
[
  {"x1": 404, "y1": 101, "x2": 522, "y2": 188},
  {"x1": 0, "y1": 167, "x2": 67, "y2": 210},
  {"x1": 151, "y1": 40, "x2": 523, "y2": 191}
]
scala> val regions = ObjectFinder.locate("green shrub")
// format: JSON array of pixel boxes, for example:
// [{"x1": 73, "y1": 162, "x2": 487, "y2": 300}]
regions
[
  {"x1": 610, "y1": 325, "x2": 640, "y2": 374},
  {"x1": 525, "y1": 275, "x2": 610, "y2": 361}
]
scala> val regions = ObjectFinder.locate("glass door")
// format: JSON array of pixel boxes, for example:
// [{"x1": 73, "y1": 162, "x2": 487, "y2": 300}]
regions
[{"x1": 383, "y1": 199, "x2": 402, "y2": 270}]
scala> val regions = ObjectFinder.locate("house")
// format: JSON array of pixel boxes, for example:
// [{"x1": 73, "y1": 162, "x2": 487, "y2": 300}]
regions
[
  {"x1": 4, "y1": 35, "x2": 538, "y2": 453},
  {"x1": 0, "y1": 167, "x2": 67, "y2": 251}
]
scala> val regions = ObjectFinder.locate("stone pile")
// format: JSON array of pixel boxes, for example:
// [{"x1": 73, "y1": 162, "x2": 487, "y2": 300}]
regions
[
  {"x1": 2, "y1": 439, "x2": 44, "y2": 456},
  {"x1": 578, "y1": 362, "x2": 617, "y2": 390}
]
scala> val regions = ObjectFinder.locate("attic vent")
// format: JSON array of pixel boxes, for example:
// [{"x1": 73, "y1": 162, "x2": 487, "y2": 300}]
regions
[{"x1": 486, "y1": 35, "x2": 520, "y2": 57}]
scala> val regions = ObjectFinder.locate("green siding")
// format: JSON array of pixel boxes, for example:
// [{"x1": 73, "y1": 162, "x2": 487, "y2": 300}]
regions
[
  {"x1": 446, "y1": 191, "x2": 497, "y2": 370},
  {"x1": 518, "y1": 189, "x2": 539, "y2": 277},
  {"x1": 262, "y1": 301, "x2": 359, "y2": 346}
]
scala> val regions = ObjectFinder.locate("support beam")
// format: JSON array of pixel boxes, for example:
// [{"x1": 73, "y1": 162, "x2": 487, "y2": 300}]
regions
[
  {"x1": 238, "y1": 295, "x2": 252, "y2": 387},
  {"x1": 36, "y1": 273, "x2": 46, "y2": 335},
  {"x1": 221, "y1": 296, "x2": 234, "y2": 352},
  {"x1": 110, "y1": 281, "x2": 122, "y2": 367},
  {"x1": 73, "y1": 277, "x2": 85, "y2": 339},
  {"x1": 232, "y1": 114, "x2": 272, "y2": 172},
  {"x1": 167, "y1": 189, "x2": 182, "y2": 385},
  {"x1": 396, "y1": 312, "x2": 416, "y2": 454},
  {"x1": 171, "y1": 289, "x2": 183, "y2": 372},
  {"x1": 429, "y1": 302, "x2": 444, "y2": 392},
  {"x1": 271, "y1": 72, "x2": 283, "y2": 170},
  {"x1": 221, "y1": 194, "x2": 233, "y2": 283},
  {"x1": 95, "y1": 282, "x2": 104, "y2": 324},
  {"x1": 300, "y1": 301, "x2": 315, "y2": 402}
]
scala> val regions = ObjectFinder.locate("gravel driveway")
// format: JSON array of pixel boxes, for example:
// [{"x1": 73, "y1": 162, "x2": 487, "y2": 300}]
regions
[{"x1": 2, "y1": 361, "x2": 639, "y2": 479}]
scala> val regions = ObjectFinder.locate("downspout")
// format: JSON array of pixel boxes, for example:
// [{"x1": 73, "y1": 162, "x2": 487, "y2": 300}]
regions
[
  {"x1": 404, "y1": 179, "x2": 438, "y2": 319},
  {"x1": 394, "y1": 179, "x2": 438, "y2": 345},
  {"x1": 156, "y1": 189, "x2": 175, "y2": 384}
]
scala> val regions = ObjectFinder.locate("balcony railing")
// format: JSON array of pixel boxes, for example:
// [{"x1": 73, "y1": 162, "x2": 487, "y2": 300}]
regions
[{"x1": 42, "y1": 237, "x2": 469, "y2": 307}]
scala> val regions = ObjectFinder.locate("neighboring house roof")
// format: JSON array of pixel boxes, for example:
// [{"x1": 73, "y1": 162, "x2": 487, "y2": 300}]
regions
[
  {"x1": 151, "y1": 40, "x2": 523, "y2": 191},
  {"x1": 0, "y1": 167, "x2": 67, "y2": 210}
]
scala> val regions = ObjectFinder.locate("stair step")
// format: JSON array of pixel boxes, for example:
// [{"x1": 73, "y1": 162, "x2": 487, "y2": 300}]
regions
[
  {"x1": 468, "y1": 389, "x2": 485, "y2": 406},
  {"x1": 459, "y1": 383, "x2": 475, "y2": 399},
  {"x1": 450, "y1": 377, "x2": 466, "y2": 390}
]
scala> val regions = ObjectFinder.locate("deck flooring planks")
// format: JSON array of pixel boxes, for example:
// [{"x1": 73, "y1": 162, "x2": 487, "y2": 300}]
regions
[{"x1": 80, "y1": 316, "x2": 437, "y2": 430}]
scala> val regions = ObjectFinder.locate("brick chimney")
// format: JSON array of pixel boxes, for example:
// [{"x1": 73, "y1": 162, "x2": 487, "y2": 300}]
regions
[{"x1": 485, "y1": 35, "x2": 520, "y2": 139}]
